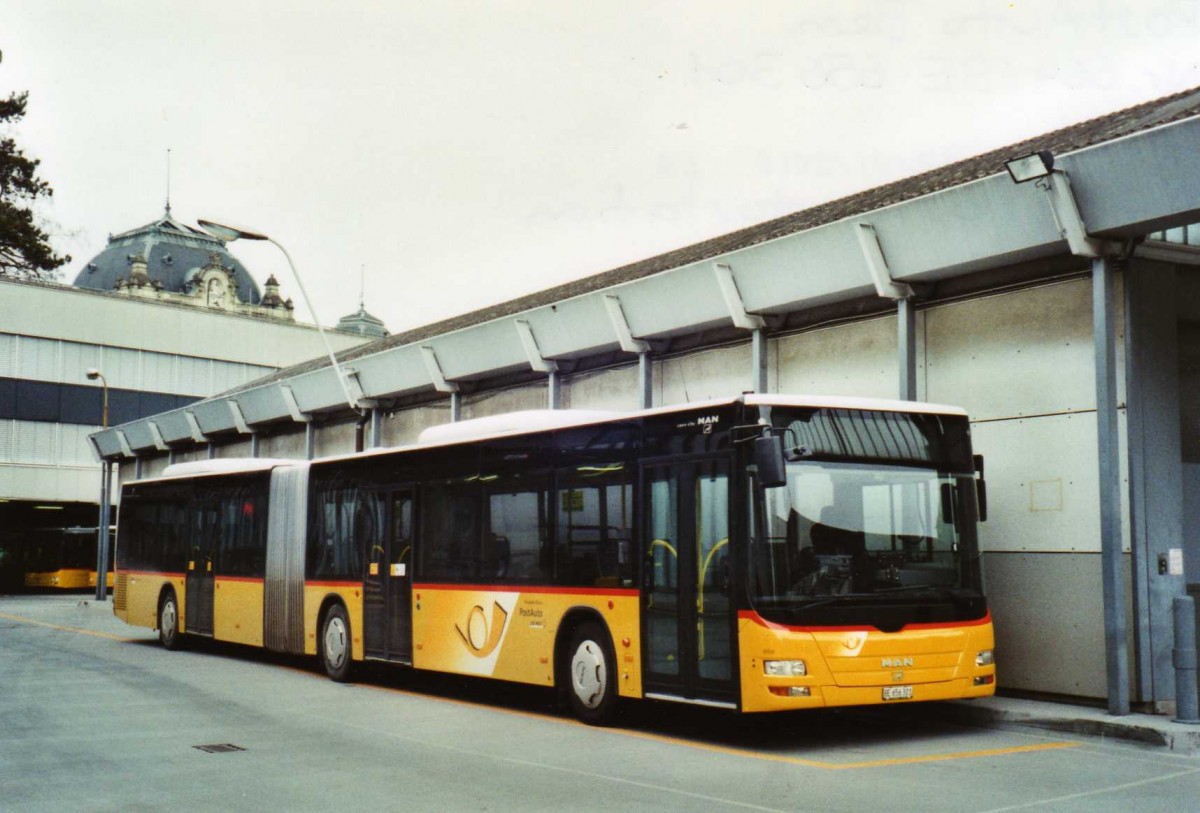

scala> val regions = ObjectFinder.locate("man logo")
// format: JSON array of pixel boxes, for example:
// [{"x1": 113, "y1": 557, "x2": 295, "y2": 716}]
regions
[
  {"x1": 456, "y1": 601, "x2": 509, "y2": 657},
  {"x1": 881, "y1": 657, "x2": 914, "y2": 668}
]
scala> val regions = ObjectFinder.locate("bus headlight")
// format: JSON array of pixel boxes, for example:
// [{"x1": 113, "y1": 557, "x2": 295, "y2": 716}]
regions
[
  {"x1": 764, "y1": 659, "x2": 807, "y2": 677},
  {"x1": 976, "y1": 650, "x2": 994, "y2": 667}
]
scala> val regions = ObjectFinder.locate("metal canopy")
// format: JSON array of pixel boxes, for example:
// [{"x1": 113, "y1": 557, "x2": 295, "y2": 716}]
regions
[{"x1": 90, "y1": 103, "x2": 1200, "y2": 459}]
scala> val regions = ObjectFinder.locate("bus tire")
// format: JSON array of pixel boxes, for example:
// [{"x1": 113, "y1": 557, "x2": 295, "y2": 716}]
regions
[
  {"x1": 320, "y1": 603, "x2": 353, "y2": 682},
  {"x1": 564, "y1": 622, "x2": 618, "y2": 725},
  {"x1": 159, "y1": 590, "x2": 183, "y2": 651}
]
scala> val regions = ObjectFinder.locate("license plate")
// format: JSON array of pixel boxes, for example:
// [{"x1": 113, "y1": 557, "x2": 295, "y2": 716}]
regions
[{"x1": 882, "y1": 685, "x2": 913, "y2": 701}]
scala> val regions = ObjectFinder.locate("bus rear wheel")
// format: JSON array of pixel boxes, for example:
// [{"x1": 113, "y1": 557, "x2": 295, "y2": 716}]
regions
[
  {"x1": 564, "y1": 622, "x2": 618, "y2": 725},
  {"x1": 159, "y1": 591, "x2": 182, "y2": 651},
  {"x1": 320, "y1": 604, "x2": 353, "y2": 682}
]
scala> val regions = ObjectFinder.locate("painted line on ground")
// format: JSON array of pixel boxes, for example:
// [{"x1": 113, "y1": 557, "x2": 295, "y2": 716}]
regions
[
  {"x1": 0, "y1": 611, "x2": 145, "y2": 643},
  {"x1": 975, "y1": 765, "x2": 1200, "y2": 812}
]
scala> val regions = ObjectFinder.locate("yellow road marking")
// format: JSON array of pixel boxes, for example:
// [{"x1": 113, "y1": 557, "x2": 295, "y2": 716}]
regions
[
  {"x1": 0, "y1": 611, "x2": 144, "y2": 643},
  {"x1": 590, "y1": 724, "x2": 1079, "y2": 770},
  {"x1": 10, "y1": 611, "x2": 1082, "y2": 769}
]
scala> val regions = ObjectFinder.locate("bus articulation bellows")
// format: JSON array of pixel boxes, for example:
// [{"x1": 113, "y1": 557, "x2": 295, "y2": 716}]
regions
[{"x1": 113, "y1": 394, "x2": 995, "y2": 722}]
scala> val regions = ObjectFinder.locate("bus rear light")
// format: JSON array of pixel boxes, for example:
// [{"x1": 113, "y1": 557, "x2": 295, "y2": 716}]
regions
[
  {"x1": 975, "y1": 649, "x2": 994, "y2": 667},
  {"x1": 764, "y1": 659, "x2": 807, "y2": 677},
  {"x1": 974, "y1": 675, "x2": 994, "y2": 686},
  {"x1": 769, "y1": 686, "x2": 811, "y2": 697}
]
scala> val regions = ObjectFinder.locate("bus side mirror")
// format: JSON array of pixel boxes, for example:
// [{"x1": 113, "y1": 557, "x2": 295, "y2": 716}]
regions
[
  {"x1": 973, "y1": 454, "x2": 988, "y2": 523},
  {"x1": 755, "y1": 435, "x2": 787, "y2": 488}
]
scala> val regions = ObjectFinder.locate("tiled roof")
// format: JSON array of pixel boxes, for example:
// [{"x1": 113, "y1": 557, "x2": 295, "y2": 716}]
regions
[{"x1": 235, "y1": 84, "x2": 1200, "y2": 393}]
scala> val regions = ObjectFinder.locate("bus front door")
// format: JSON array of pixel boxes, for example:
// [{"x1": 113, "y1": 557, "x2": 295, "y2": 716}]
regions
[
  {"x1": 642, "y1": 458, "x2": 736, "y2": 706},
  {"x1": 364, "y1": 489, "x2": 414, "y2": 663}
]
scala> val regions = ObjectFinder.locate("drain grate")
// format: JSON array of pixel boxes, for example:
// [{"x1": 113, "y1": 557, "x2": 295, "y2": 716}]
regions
[{"x1": 193, "y1": 743, "x2": 245, "y2": 754}]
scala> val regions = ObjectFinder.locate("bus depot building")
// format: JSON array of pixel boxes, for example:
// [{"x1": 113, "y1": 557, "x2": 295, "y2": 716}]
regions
[{"x1": 92, "y1": 86, "x2": 1200, "y2": 714}]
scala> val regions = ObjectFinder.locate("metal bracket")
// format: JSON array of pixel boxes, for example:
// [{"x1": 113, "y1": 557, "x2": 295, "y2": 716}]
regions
[
  {"x1": 515, "y1": 320, "x2": 558, "y2": 373},
  {"x1": 713, "y1": 263, "x2": 767, "y2": 330},
  {"x1": 603, "y1": 295, "x2": 651, "y2": 354},
  {"x1": 342, "y1": 367, "x2": 377, "y2": 409},
  {"x1": 115, "y1": 429, "x2": 134, "y2": 458},
  {"x1": 147, "y1": 420, "x2": 170, "y2": 452},
  {"x1": 421, "y1": 346, "x2": 459, "y2": 393},
  {"x1": 184, "y1": 410, "x2": 207, "y2": 443},
  {"x1": 280, "y1": 385, "x2": 311, "y2": 423},
  {"x1": 856, "y1": 223, "x2": 914, "y2": 301},
  {"x1": 227, "y1": 400, "x2": 251, "y2": 435},
  {"x1": 1037, "y1": 171, "x2": 1108, "y2": 259}
]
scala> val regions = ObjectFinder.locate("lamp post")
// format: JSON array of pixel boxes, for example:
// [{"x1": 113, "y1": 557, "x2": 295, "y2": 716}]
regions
[
  {"x1": 197, "y1": 219, "x2": 362, "y2": 414},
  {"x1": 86, "y1": 368, "x2": 111, "y2": 601}
]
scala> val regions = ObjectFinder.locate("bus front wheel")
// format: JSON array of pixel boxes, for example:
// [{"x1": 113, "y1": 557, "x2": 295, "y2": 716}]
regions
[
  {"x1": 159, "y1": 591, "x2": 182, "y2": 651},
  {"x1": 320, "y1": 604, "x2": 353, "y2": 682},
  {"x1": 564, "y1": 622, "x2": 618, "y2": 725}
]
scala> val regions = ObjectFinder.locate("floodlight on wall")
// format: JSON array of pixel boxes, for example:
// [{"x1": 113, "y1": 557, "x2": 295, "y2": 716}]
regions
[
  {"x1": 198, "y1": 218, "x2": 363, "y2": 413},
  {"x1": 1005, "y1": 150, "x2": 1056, "y2": 183}
]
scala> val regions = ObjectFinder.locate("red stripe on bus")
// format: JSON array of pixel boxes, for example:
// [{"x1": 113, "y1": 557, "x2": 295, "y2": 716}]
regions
[
  {"x1": 737, "y1": 609, "x2": 992, "y2": 633},
  {"x1": 116, "y1": 569, "x2": 186, "y2": 579},
  {"x1": 214, "y1": 575, "x2": 264, "y2": 584},
  {"x1": 414, "y1": 582, "x2": 639, "y2": 597},
  {"x1": 305, "y1": 580, "x2": 362, "y2": 588}
]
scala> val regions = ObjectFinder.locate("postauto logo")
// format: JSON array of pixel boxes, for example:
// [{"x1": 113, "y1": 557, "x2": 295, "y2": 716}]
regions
[{"x1": 456, "y1": 601, "x2": 509, "y2": 658}]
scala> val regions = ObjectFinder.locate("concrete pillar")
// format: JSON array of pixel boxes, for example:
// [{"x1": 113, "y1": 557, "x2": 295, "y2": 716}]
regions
[{"x1": 1094, "y1": 256, "x2": 1130, "y2": 716}]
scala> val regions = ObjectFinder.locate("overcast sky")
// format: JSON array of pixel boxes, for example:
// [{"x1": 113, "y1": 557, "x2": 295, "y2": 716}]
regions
[{"x1": 4, "y1": 1, "x2": 1200, "y2": 335}]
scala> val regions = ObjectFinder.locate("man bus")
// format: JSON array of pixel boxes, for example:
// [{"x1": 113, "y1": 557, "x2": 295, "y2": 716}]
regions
[{"x1": 113, "y1": 394, "x2": 994, "y2": 723}]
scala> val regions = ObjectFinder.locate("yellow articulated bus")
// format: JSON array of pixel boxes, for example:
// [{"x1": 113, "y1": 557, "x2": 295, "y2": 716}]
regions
[
  {"x1": 25, "y1": 527, "x2": 113, "y2": 590},
  {"x1": 114, "y1": 394, "x2": 995, "y2": 723}
]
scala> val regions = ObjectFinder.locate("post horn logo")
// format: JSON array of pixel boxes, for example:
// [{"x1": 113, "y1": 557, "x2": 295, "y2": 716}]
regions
[{"x1": 456, "y1": 601, "x2": 509, "y2": 658}]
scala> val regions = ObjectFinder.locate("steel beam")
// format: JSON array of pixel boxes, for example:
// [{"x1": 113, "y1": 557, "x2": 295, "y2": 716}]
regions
[
  {"x1": 713, "y1": 263, "x2": 766, "y2": 330},
  {"x1": 548, "y1": 370, "x2": 561, "y2": 410},
  {"x1": 603, "y1": 295, "x2": 650, "y2": 354},
  {"x1": 421, "y1": 346, "x2": 459, "y2": 393},
  {"x1": 250, "y1": 432, "x2": 260, "y2": 458},
  {"x1": 1093, "y1": 255, "x2": 1130, "y2": 716},
  {"x1": 184, "y1": 411, "x2": 207, "y2": 444},
  {"x1": 898, "y1": 297, "x2": 918, "y2": 401},
  {"x1": 856, "y1": 223, "x2": 914, "y2": 300},
  {"x1": 751, "y1": 329, "x2": 768, "y2": 394},
  {"x1": 305, "y1": 423, "x2": 315, "y2": 460},
  {"x1": 638, "y1": 352, "x2": 653, "y2": 410},
  {"x1": 370, "y1": 407, "x2": 383, "y2": 449},
  {"x1": 1123, "y1": 259, "x2": 1185, "y2": 706},
  {"x1": 450, "y1": 391, "x2": 462, "y2": 422}
]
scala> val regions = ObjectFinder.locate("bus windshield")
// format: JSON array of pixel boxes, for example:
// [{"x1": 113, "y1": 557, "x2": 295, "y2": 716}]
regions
[{"x1": 747, "y1": 406, "x2": 984, "y2": 626}]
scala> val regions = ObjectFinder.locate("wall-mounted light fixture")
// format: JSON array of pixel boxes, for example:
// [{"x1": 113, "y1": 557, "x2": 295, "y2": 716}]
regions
[{"x1": 1005, "y1": 150, "x2": 1055, "y2": 183}]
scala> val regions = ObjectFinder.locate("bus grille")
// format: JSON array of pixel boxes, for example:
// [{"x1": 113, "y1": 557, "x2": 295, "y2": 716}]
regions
[{"x1": 113, "y1": 572, "x2": 128, "y2": 611}]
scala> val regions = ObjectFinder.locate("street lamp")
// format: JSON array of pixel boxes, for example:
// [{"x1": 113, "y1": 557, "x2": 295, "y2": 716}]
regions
[
  {"x1": 86, "y1": 368, "x2": 108, "y2": 428},
  {"x1": 86, "y1": 367, "x2": 111, "y2": 601},
  {"x1": 197, "y1": 219, "x2": 363, "y2": 413}
]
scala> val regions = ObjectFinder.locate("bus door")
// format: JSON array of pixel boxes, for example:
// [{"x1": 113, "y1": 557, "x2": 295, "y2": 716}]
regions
[
  {"x1": 186, "y1": 499, "x2": 216, "y2": 636},
  {"x1": 642, "y1": 457, "x2": 736, "y2": 706},
  {"x1": 364, "y1": 489, "x2": 415, "y2": 663}
]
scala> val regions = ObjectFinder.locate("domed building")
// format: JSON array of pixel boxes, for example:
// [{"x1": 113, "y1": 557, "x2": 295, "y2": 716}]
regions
[{"x1": 72, "y1": 207, "x2": 295, "y2": 320}]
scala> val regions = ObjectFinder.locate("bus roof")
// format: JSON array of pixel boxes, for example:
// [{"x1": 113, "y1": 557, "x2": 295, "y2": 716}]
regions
[
  {"x1": 131, "y1": 458, "x2": 305, "y2": 486},
  {"x1": 128, "y1": 395, "x2": 970, "y2": 479}
]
